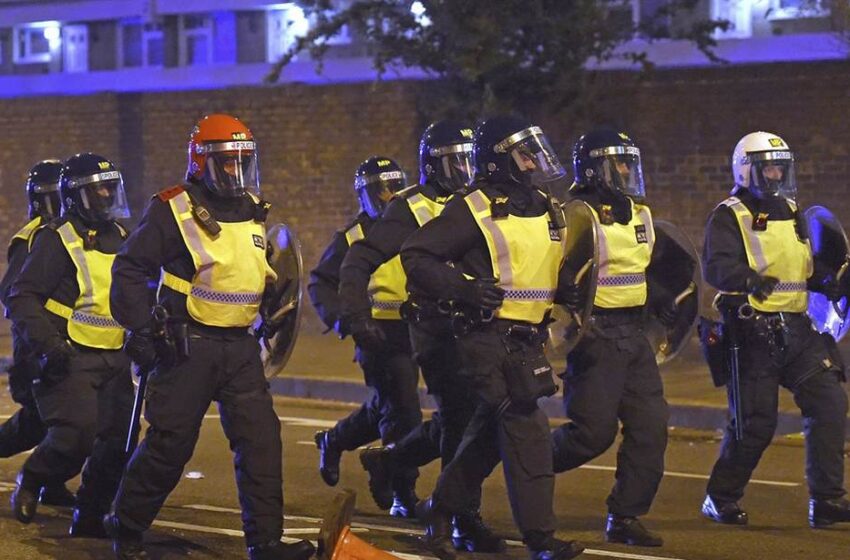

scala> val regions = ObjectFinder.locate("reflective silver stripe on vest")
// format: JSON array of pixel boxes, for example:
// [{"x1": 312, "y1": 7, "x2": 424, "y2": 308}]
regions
[
  {"x1": 70, "y1": 311, "x2": 122, "y2": 329},
  {"x1": 57, "y1": 223, "x2": 95, "y2": 309},
  {"x1": 724, "y1": 198, "x2": 769, "y2": 272},
  {"x1": 190, "y1": 287, "x2": 263, "y2": 305},
  {"x1": 407, "y1": 194, "x2": 438, "y2": 226},
  {"x1": 503, "y1": 288, "x2": 557, "y2": 301},
  {"x1": 598, "y1": 273, "x2": 646, "y2": 287},
  {"x1": 370, "y1": 299, "x2": 404, "y2": 310},
  {"x1": 466, "y1": 190, "x2": 513, "y2": 286},
  {"x1": 172, "y1": 194, "x2": 217, "y2": 289},
  {"x1": 774, "y1": 281, "x2": 807, "y2": 292}
]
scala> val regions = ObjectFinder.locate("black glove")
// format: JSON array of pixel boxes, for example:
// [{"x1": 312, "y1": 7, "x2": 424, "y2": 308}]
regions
[
  {"x1": 124, "y1": 328, "x2": 158, "y2": 373},
  {"x1": 656, "y1": 301, "x2": 678, "y2": 328},
  {"x1": 819, "y1": 275, "x2": 846, "y2": 302},
  {"x1": 746, "y1": 274, "x2": 779, "y2": 302},
  {"x1": 39, "y1": 339, "x2": 76, "y2": 383},
  {"x1": 560, "y1": 283, "x2": 582, "y2": 311},
  {"x1": 458, "y1": 278, "x2": 505, "y2": 312},
  {"x1": 349, "y1": 317, "x2": 387, "y2": 352}
]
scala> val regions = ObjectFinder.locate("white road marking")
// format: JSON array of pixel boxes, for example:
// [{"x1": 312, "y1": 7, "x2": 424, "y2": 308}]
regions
[
  {"x1": 182, "y1": 504, "x2": 692, "y2": 560},
  {"x1": 576, "y1": 464, "x2": 800, "y2": 487}
]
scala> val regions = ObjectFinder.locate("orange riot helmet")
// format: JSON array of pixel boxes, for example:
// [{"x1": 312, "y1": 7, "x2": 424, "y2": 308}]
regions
[{"x1": 187, "y1": 114, "x2": 260, "y2": 198}]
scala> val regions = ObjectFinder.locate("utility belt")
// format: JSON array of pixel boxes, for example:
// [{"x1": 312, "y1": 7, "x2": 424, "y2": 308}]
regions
[
  {"x1": 400, "y1": 297, "x2": 495, "y2": 338},
  {"x1": 733, "y1": 304, "x2": 809, "y2": 352}
]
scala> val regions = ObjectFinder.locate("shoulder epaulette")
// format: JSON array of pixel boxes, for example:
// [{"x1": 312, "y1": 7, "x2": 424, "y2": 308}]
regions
[{"x1": 155, "y1": 185, "x2": 185, "y2": 202}]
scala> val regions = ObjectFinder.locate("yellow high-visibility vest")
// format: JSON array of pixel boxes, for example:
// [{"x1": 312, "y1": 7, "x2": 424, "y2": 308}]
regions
[
  {"x1": 720, "y1": 196, "x2": 811, "y2": 312},
  {"x1": 344, "y1": 223, "x2": 407, "y2": 320},
  {"x1": 162, "y1": 192, "x2": 276, "y2": 327},
  {"x1": 44, "y1": 222, "x2": 124, "y2": 349},
  {"x1": 465, "y1": 190, "x2": 565, "y2": 323},
  {"x1": 9, "y1": 217, "x2": 42, "y2": 252},
  {"x1": 591, "y1": 200, "x2": 654, "y2": 309}
]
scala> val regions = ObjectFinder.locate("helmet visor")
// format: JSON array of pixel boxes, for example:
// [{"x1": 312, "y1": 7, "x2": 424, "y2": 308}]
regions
[
  {"x1": 749, "y1": 151, "x2": 796, "y2": 200},
  {"x1": 31, "y1": 180, "x2": 59, "y2": 194},
  {"x1": 203, "y1": 141, "x2": 260, "y2": 197},
  {"x1": 430, "y1": 143, "x2": 474, "y2": 192},
  {"x1": 75, "y1": 172, "x2": 130, "y2": 221},
  {"x1": 33, "y1": 191, "x2": 61, "y2": 219},
  {"x1": 590, "y1": 146, "x2": 645, "y2": 199},
  {"x1": 355, "y1": 170, "x2": 405, "y2": 219},
  {"x1": 505, "y1": 128, "x2": 566, "y2": 185}
]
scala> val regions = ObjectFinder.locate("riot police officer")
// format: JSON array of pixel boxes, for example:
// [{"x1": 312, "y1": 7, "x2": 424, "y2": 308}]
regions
[
  {"x1": 0, "y1": 160, "x2": 76, "y2": 508},
  {"x1": 550, "y1": 128, "x2": 671, "y2": 547},
  {"x1": 401, "y1": 115, "x2": 584, "y2": 560},
  {"x1": 700, "y1": 131, "x2": 850, "y2": 528},
  {"x1": 105, "y1": 114, "x2": 315, "y2": 560},
  {"x1": 7, "y1": 153, "x2": 134, "y2": 536},
  {"x1": 308, "y1": 156, "x2": 422, "y2": 507}
]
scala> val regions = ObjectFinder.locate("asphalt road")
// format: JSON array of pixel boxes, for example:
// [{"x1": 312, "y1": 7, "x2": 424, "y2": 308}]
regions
[{"x1": 0, "y1": 396, "x2": 848, "y2": 560}]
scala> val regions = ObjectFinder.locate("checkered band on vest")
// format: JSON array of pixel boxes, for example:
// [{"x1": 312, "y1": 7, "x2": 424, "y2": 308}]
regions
[
  {"x1": 371, "y1": 299, "x2": 404, "y2": 310},
  {"x1": 71, "y1": 311, "x2": 122, "y2": 329},
  {"x1": 191, "y1": 287, "x2": 263, "y2": 305},
  {"x1": 504, "y1": 289, "x2": 557, "y2": 301},
  {"x1": 598, "y1": 273, "x2": 646, "y2": 287},
  {"x1": 774, "y1": 281, "x2": 807, "y2": 292}
]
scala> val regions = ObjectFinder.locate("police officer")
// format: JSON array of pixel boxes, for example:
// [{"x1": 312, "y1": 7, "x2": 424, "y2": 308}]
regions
[
  {"x1": 402, "y1": 115, "x2": 584, "y2": 560},
  {"x1": 550, "y1": 128, "x2": 671, "y2": 547},
  {"x1": 7, "y1": 153, "x2": 134, "y2": 537},
  {"x1": 700, "y1": 131, "x2": 850, "y2": 528},
  {"x1": 308, "y1": 156, "x2": 422, "y2": 509},
  {"x1": 0, "y1": 160, "x2": 76, "y2": 508},
  {"x1": 104, "y1": 114, "x2": 315, "y2": 560}
]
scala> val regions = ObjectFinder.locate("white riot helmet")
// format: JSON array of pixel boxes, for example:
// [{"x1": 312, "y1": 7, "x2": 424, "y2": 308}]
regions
[{"x1": 731, "y1": 131, "x2": 796, "y2": 200}]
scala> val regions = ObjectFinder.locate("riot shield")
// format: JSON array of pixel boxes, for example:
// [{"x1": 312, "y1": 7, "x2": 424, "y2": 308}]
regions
[
  {"x1": 545, "y1": 200, "x2": 599, "y2": 361},
  {"x1": 805, "y1": 205, "x2": 850, "y2": 341},
  {"x1": 254, "y1": 223, "x2": 304, "y2": 378},
  {"x1": 645, "y1": 220, "x2": 701, "y2": 365}
]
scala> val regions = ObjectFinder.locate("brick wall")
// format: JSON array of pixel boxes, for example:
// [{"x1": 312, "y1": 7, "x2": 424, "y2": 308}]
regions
[{"x1": 1, "y1": 60, "x2": 848, "y2": 332}]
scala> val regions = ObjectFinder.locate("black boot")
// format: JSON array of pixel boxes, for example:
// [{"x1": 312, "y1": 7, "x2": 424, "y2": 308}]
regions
[
  {"x1": 418, "y1": 498, "x2": 457, "y2": 560},
  {"x1": 809, "y1": 497, "x2": 850, "y2": 528},
  {"x1": 103, "y1": 513, "x2": 148, "y2": 560},
  {"x1": 390, "y1": 485, "x2": 418, "y2": 519},
  {"x1": 248, "y1": 540, "x2": 316, "y2": 560},
  {"x1": 452, "y1": 511, "x2": 507, "y2": 552},
  {"x1": 11, "y1": 472, "x2": 39, "y2": 524},
  {"x1": 40, "y1": 484, "x2": 76, "y2": 507},
  {"x1": 528, "y1": 538, "x2": 585, "y2": 560},
  {"x1": 605, "y1": 514, "x2": 662, "y2": 547},
  {"x1": 69, "y1": 508, "x2": 109, "y2": 538},
  {"x1": 359, "y1": 445, "x2": 394, "y2": 510},
  {"x1": 315, "y1": 430, "x2": 342, "y2": 487},
  {"x1": 701, "y1": 495, "x2": 748, "y2": 525}
]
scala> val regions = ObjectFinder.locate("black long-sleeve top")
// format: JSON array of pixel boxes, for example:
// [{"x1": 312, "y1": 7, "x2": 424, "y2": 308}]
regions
[
  {"x1": 703, "y1": 188, "x2": 828, "y2": 300},
  {"x1": 401, "y1": 181, "x2": 565, "y2": 306},
  {"x1": 1, "y1": 234, "x2": 32, "y2": 311},
  {"x1": 110, "y1": 181, "x2": 261, "y2": 331},
  {"x1": 338, "y1": 183, "x2": 449, "y2": 321},
  {"x1": 7, "y1": 215, "x2": 126, "y2": 355},
  {"x1": 308, "y1": 212, "x2": 374, "y2": 330}
]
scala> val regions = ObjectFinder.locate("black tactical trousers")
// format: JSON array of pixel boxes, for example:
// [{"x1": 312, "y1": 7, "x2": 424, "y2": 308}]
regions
[
  {"x1": 432, "y1": 322, "x2": 555, "y2": 539},
  {"x1": 23, "y1": 349, "x2": 132, "y2": 514},
  {"x1": 707, "y1": 313, "x2": 847, "y2": 503},
  {"x1": 332, "y1": 320, "x2": 422, "y2": 489},
  {"x1": 551, "y1": 313, "x2": 669, "y2": 518},
  {"x1": 0, "y1": 356, "x2": 46, "y2": 457},
  {"x1": 112, "y1": 328, "x2": 285, "y2": 547}
]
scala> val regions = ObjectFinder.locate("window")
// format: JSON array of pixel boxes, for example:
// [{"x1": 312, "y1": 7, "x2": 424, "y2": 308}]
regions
[
  {"x1": 605, "y1": 0, "x2": 640, "y2": 40},
  {"x1": 179, "y1": 14, "x2": 213, "y2": 66},
  {"x1": 768, "y1": 0, "x2": 829, "y2": 19},
  {"x1": 62, "y1": 24, "x2": 88, "y2": 73},
  {"x1": 267, "y1": 4, "x2": 310, "y2": 62},
  {"x1": 13, "y1": 22, "x2": 61, "y2": 64},
  {"x1": 712, "y1": 0, "x2": 753, "y2": 39},
  {"x1": 120, "y1": 20, "x2": 164, "y2": 68}
]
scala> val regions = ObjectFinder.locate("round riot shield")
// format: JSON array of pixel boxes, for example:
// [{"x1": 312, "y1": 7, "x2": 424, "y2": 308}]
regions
[
  {"x1": 255, "y1": 223, "x2": 304, "y2": 378},
  {"x1": 545, "y1": 200, "x2": 599, "y2": 361},
  {"x1": 805, "y1": 206, "x2": 850, "y2": 341},
  {"x1": 645, "y1": 220, "x2": 701, "y2": 365}
]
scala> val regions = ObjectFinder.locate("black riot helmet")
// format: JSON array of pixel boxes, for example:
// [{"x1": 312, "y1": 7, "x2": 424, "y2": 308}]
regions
[
  {"x1": 473, "y1": 115, "x2": 565, "y2": 189},
  {"x1": 572, "y1": 127, "x2": 645, "y2": 199},
  {"x1": 26, "y1": 159, "x2": 63, "y2": 220},
  {"x1": 354, "y1": 156, "x2": 407, "y2": 219},
  {"x1": 418, "y1": 120, "x2": 475, "y2": 195},
  {"x1": 59, "y1": 153, "x2": 130, "y2": 225}
]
